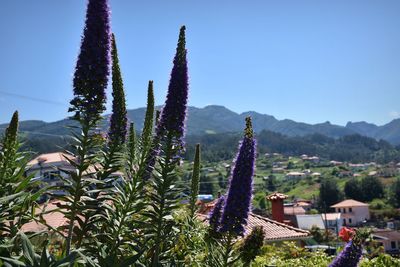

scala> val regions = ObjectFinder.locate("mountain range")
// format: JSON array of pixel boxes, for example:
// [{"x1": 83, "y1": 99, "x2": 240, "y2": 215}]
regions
[{"x1": 2, "y1": 105, "x2": 400, "y2": 145}]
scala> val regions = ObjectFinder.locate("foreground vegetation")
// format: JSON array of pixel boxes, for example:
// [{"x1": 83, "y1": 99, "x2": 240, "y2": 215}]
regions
[{"x1": 1, "y1": 0, "x2": 400, "y2": 266}]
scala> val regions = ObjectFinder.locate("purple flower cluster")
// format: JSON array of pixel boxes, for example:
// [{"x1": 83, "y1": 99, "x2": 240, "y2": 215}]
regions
[
  {"x1": 69, "y1": 0, "x2": 111, "y2": 121},
  {"x1": 209, "y1": 196, "x2": 225, "y2": 233},
  {"x1": 329, "y1": 240, "x2": 362, "y2": 267},
  {"x1": 156, "y1": 26, "x2": 188, "y2": 150},
  {"x1": 219, "y1": 117, "x2": 256, "y2": 235},
  {"x1": 142, "y1": 26, "x2": 188, "y2": 180}
]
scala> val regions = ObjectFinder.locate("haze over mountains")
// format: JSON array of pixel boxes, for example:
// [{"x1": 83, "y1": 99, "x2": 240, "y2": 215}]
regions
[{"x1": 2, "y1": 105, "x2": 400, "y2": 145}]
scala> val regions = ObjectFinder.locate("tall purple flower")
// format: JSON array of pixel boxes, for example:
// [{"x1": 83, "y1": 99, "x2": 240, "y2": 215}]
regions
[
  {"x1": 209, "y1": 195, "x2": 225, "y2": 233},
  {"x1": 219, "y1": 117, "x2": 256, "y2": 235},
  {"x1": 329, "y1": 240, "x2": 362, "y2": 267},
  {"x1": 108, "y1": 34, "x2": 127, "y2": 148},
  {"x1": 157, "y1": 25, "x2": 189, "y2": 149},
  {"x1": 142, "y1": 26, "x2": 189, "y2": 179},
  {"x1": 69, "y1": 0, "x2": 111, "y2": 122}
]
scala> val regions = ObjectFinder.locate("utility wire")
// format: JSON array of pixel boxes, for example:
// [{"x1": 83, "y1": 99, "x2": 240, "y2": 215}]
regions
[{"x1": 0, "y1": 90, "x2": 64, "y2": 105}]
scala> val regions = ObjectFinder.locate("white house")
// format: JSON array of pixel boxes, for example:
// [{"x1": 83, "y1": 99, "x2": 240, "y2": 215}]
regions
[
  {"x1": 372, "y1": 229, "x2": 400, "y2": 253},
  {"x1": 295, "y1": 214, "x2": 325, "y2": 231},
  {"x1": 26, "y1": 152, "x2": 123, "y2": 198},
  {"x1": 331, "y1": 199, "x2": 370, "y2": 227},
  {"x1": 322, "y1": 213, "x2": 342, "y2": 235},
  {"x1": 285, "y1": 171, "x2": 306, "y2": 180},
  {"x1": 26, "y1": 152, "x2": 76, "y2": 196}
]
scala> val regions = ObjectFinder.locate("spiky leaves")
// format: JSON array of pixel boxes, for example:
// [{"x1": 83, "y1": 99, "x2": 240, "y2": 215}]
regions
[
  {"x1": 189, "y1": 144, "x2": 201, "y2": 217},
  {"x1": 69, "y1": 0, "x2": 111, "y2": 122},
  {"x1": 108, "y1": 34, "x2": 128, "y2": 149},
  {"x1": 219, "y1": 117, "x2": 256, "y2": 236}
]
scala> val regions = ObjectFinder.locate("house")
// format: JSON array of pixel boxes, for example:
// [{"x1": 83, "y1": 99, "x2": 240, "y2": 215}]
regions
[
  {"x1": 285, "y1": 172, "x2": 306, "y2": 180},
  {"x1": 337, "y1": 170, "x2": 353, "y2": 178},
  {"x1": 284, "y1": 205, "x2": 306, "y2": 216},
  {"x1": 372, "y1": 229, "x2": 400, "y2": 253},
  {"x1": 284, "y1": 205, "x2": 306, "y2": 226},
  {"x1": 246, "y1": 213, "x2": 311, "y2": 243},
  {"x1": 322, "y1": 213, "x2": 342, "y2": 234},
  {"x1": 378, "y1": 167, "x2": 399, "y2": 178},
  {"x1": 348, "y1": 163, "x2": 368, "y2": 171},
  {"x1": 330, "y1": 160, "x2": 343, "y2": 166},
  {"x1": 295, "y1": 214, "x2": 326, "y2": 231},
  {"x1": 272, "y1": 167, "x2": 285, "y2": 173},
  {"x1": 26, "y1": 152, "x2": 124, "y2": 198},
  {"x1": 331, "y1": 199, "x2": 370, "y2": 227},
  {"x1": 303, "y1": 156, "x2": 320, "y2": 164},
  {"x1": 26, "y1": 152, "x2": 77, "y2": 197}
]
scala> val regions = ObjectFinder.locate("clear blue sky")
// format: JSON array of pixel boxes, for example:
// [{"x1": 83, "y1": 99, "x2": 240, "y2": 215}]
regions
[{"x1": 1, "y1": 0, "x2": 400, "y2": 126}]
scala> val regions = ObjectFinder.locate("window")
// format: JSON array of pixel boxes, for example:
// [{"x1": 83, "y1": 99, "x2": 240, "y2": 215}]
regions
[
  {"x1": 343, "y1": 218, "x2": 346, "y2": 226},
  {"x1": 349, "y1": 207, "x2": 352, "y2": 212},
  {"x1": 349, "y1": 218, "x2": 352, "y2": 224},
  {"x1": 343, "y1": 208, "x2": 346, "y2": 213},
  {"x1": 391, "y1": 241, "x2": 397, "y2": 249},
  {"x1": 338, "y1": 208, "x2": 341, "y2": 212}
]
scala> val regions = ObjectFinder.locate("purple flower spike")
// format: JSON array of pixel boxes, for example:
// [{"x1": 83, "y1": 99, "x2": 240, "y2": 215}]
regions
[
  {"x1": 219, "y1": 117, "x2": 256, "y2": 236},
  {"x1": 157, "y1": 26, "x2": 189, "y2": 149},
  {"x1": 142, "y1": 26, "x2": 189, "y2": 180},
  {"x1": 329, "y1": 240, "x2": 362, "y2": 267},
  {"x1": 209, "y1": 195, "x2": 225, "y2": 233},
  {"x1": 69, "y1": 0, "x2": 111, "y2": 121}
]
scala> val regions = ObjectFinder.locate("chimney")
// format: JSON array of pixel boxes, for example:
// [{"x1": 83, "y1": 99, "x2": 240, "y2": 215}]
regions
[{"x1": 267, "y1": 192, "x2": 288, "y2": 223}]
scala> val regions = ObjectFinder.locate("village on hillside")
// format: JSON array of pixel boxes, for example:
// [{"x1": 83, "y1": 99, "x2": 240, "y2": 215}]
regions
[{"x1": 25, "y1": 151, "x2": 400, "y2": 257}]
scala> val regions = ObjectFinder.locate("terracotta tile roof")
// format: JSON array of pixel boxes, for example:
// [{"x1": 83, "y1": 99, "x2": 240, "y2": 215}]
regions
[
  {"x1": 372, "y1": 229, "x2": 400, "y2": 241},
  {"x1": 197, "y1": 212, "x2": 310, "y2": 242},
  {"x1": 246, "y1": 213, "x2": 310, "y2": 241},
  {"x1": 284, "y1": 206, "x2": 306, "y2": 216},
  {"x1": 323, "y1": 213, "x2": 341, "y2": 221},
  {"x1": 267, "y1": 192, "x2": 288, "y2": 201},
  {"x1": 28, "y1": 152, "x2": 75, "y2": 167},
  {"x1": 21, "y1": 201, "x2": 69, "y2": 233},
  {"x1": 296, "y1": 201, "x2": 312, "y2": 207},
  {"x1": 331, "y1": 199, "x2": 369, "y2": 208}
]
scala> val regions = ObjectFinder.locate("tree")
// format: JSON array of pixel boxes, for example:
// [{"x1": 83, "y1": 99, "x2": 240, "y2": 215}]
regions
[
  {"x1": 361, "y1": 176, "x2": 384, "y2": 202},
  {"x1": 266, "y1": 175, "x2": 276, "y2": 192},
  {"x1": 287, "y1": 161, "x2": 295, "y2": 169},
  {"x1": 344, "y1": 179, "x2": 363, "y2": 201},
  {"x1": 319, "y1": 178, "x2": 342, "y2": 211},
  {"x1": 258, "y1": 197, "x2": 267, "y2": 210},
  {"x1": 392, "y1": 178, "x2": 400, "y2": 208}
]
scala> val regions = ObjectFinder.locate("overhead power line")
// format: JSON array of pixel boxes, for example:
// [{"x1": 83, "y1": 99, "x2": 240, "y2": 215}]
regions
[{"x1": 0, "y1": 90, "x2": 64, "y2": 105}]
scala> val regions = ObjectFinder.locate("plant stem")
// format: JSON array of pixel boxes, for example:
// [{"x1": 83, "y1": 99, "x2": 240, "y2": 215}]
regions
[
  {"x1": 223, "y1": 234, "x2": 233, "y2": 267},
  {"x1": 65, "y1": 122, "x2": 90, "y2": 256}
]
